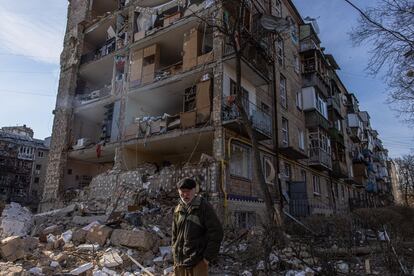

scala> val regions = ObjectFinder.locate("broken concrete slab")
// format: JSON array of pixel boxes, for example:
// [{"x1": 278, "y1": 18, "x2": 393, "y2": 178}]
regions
[
  {"x1": 33, "y1": 204, "x2": 77, "y2": 225},
  {"x1": 110, "y1": 229, "x2": 155, "y2": 251},
  {"x1": 0, "y1": 202, "x2": 33, "y2": 238},
  {"x1": 72, "y1": 215, "x2": 108, "y2": 226},
  {"x1": 0, "y1": 236, "x2": 27, "y2": 262},
  {"x1": 77, "y1": 244, "x2": 100, "y2": 252},
  {"x1": 69, "y1": 262, "x2": 94, "y2": 275},
  {"x1": 99, "y1": 250, "x2": 123, "y2": 268},
  {"x1": 86, "y1": 225, "x2": 113, "y2": 246},
  {"x1": 72, "y1": 228, "x2": 88, "y2": 244}
]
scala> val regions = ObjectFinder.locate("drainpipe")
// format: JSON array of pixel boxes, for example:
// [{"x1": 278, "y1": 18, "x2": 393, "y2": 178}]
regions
[{"x1": 271, "y1": 57, "x2": 283, "y2": 210}]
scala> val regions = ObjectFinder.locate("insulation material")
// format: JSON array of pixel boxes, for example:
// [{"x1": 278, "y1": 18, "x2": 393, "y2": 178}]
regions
[
  {"x1": 130, "y1": 49, "x2": 143, "y2": 86},
  {"x1": 142, "y1": 44, "x2": 160, "y2": 85},
  {"x1": 183, "y1": 28, "x2": 201, "y2": 71},
  {"x1": 180, "y1": 110, "x2": 197, "y2": 129},
  {"x1": 196, "y1": 80, "x2": 211, "y2": 124},
  {"x1": 136, "y1": 13, "x2": 156, "y2": 33}
]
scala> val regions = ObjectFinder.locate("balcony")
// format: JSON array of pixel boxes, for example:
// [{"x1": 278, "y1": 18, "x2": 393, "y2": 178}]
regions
[
  {"x1": 74, "y1": 85, "x2": 112, "y2": 106},
  {"x1": 349, "y1": 127, "x2": 364, "y2": 143},
  {"x1": 332, "y1": 160, "x2": 348, "y2": 179},
  {"x1": 81, "y1": 37, "x2": 116, "y2": 65},
  {"x1": 302, "y1": 72, "x2": 330, "y2": 98},
  {"x1": 329, "y1": 128, "x2": 345, "y2": 146},
  {"x1": 308, "y1": 147, "x2": 332, "y2": 170},
  {"x1": 300, "y1": 40, "x2": 319, "y2": 53},
  {"x1": 222, "y1": 96, "x2": 272, "y2": 140},
  {"x1": 279, "y1": 146, "x2": 308, "y2": 160},
  {"x1": 327, "y1": 95, "x2": 341, "y2": 116},
  {"x1": 305, "y1": 110, "x2": 330, "y2": 130}
]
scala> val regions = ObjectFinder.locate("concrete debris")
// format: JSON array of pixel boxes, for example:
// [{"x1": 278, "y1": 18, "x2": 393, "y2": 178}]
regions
[
  {"x1": 86, "y1": 224, "x2": 113, "y2": 246},
  {"x1": 0, "y1": 202, "x2": 33, "y2": 238},
  {"x1": 0, "y1": 236, "x2": 28, "y2": 261},
  {"x1": 336, "y1": 261, "x2": 350, "y2": 274},
  {"x1": 110, "y1": 229, "x2": 155, "y2": 250},
  {"x1": 0, "y1": 186, "x2": 405, "y2": 275},
  {"x1": 69, "y1": 262, "x2": 94, "y2": 275},
  {"x1": 99, "y1": 250, "x2": 123, "y2": 268}
]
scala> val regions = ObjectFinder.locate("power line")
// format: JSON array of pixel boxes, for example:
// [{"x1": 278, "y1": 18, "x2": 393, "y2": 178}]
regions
[{"x1": 0, "y1": 90, "x2": 56, "y2": 97}]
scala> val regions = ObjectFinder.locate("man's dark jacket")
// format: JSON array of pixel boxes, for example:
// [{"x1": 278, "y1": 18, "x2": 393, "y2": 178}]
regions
[{"x1": 172, "y1": 195, "x2": 223, "y2": 267}]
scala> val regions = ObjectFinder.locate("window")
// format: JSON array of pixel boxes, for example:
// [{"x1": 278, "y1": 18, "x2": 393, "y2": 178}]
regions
[
  {"x1": 38, "y1": 151, "x2": 44, "y2": 158},
  {"x1": 261, "y1": 102, "x2": 270, "y2": 114},
  {"x1": 230, "y1": 79, "x2": 249, "y2": 110},
  {"x1": 335, "y1": 120, "x2": 342, "y2": 132},
  {"x1": 34, "y1": 177, "x2": 39, "y2": 184},
  {"x1": 290, "y1": 21, "x2": 299, "y2": 45},
  {"x1": 281, "y1": 118, "x2": 289, "y2": 146},
  {"x1": 273, "y1": 0, "x2": 282, "y2": 16},
  {"x1": 262, "y1": 155, "x2": 274, "y2": 184},
  {"x1": 294, "y1": 55, "x2": 300, "y2": 74},
  {"x1": 298, "y1": 129, "x2": 305, "y2": 150},
  {"x1": 276, "y1": 37, "x2": 284, "y2": 66},
  {"x1": 341, "y1": 185, "x2": 345, "y2": 199},
  {"x1": 280, "y1": 75, "x2": 287, "y2": 108},
  {"x1": 67, "y1": 169, "x2": 73, "y2": 175},
  {"x1": 316, "y1": 95, "x2": 328, "y2": 118},
  {"x1": 35, "y1": 164, "x2": 41, "y2": 170},
  {"x1": 296, "y1": 90, "x2": 303, "y2": 110},
  {"x1": 301, "y1": 170, "x2": 307, "y2": 183},
  {"x1": 234, "y1": 211, "x2": 256, "y2": 229},
  {"x1": 284, "y1": 163, "x2": 292, "y2": 181},
  {"x1": 312, "y1": 175, "x2": 321, "y2": 195},
  {"x1": 230, "y1": 142, "x2": 252, "y2": 180}
]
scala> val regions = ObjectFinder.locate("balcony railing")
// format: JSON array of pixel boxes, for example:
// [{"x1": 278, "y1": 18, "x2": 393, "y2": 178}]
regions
[
  {"x1": 327, "y1": 95, "x2": 341, "y2": 114},
  {"x1": 74, "y1": 85, "x2": 112, "y2": 106},
  {"x1": 17, "y1": 153, "x2": 34, "y2": 160},
  {"x1": 309, "y1": 147, "x2": 332, "y2": 169},
  {"x1": 302, "y1": 72, "x2": 330, "y2": 97},
  {"x1": 305, "y1": 110, "x2": 330, "y2": 130},
  {"x1": 300, "y1": 40, "x2": 319, "y2": 52},
  {"x1": 222, "y1": 96, "x2": 272, "y2": 138}
]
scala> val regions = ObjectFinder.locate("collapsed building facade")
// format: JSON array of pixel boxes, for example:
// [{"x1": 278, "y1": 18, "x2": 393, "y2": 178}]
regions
[
  {"x1": 0, "y1": 125, "x2": 49, "y2": 210},
  {"x1": 42, "y1": 0, "x2": 396, "y2": 225}
]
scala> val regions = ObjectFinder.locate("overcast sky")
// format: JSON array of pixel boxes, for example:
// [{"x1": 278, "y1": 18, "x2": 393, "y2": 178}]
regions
[{"x1": 0, "y1": 0, "x2": 413, "y2": 157}]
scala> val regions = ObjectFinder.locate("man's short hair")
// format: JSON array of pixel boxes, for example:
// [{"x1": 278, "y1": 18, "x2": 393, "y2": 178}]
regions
[{"x1": 177, "y1": 178, "x2": 197, "y2": 189}]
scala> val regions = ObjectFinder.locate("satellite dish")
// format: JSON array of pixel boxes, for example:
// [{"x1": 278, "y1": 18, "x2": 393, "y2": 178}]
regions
[{"x1": 260, "y1": 14, "x2": 291, "y2": 34}]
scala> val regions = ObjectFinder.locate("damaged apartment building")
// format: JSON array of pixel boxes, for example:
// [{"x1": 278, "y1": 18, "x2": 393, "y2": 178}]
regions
[
  {"x1": 0, "y1": 125, "x2": 49, "y2": 210},
  {"x1": 42, "y1": 0, "x2": 396, "y2": 226}
]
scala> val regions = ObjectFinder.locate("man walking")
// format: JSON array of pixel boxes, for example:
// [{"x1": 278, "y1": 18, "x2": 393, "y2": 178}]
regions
[{"x1": 172, "y1": 178, "x2": 223, "y2": 276}]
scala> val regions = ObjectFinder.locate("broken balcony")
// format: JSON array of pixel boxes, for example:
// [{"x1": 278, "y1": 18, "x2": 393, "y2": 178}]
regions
[
  {"x1": 222, "y1": 96, "x2": 272, "y2": 141},
  {"x1": 75, "y1": 51, "x2": 114, "y2": 106},
  {"x1": 89, "y1": 0, "x2": 123, "y2": 21},
  {"x1": 125, "y1": 73, "x2": 213, "y2": 144},
  {"x1": 70, "y1": 101, "x2": 121, "y2": 163},
  {"x1": 129, "y1": 24, "x2": 214, "y2": 88},
  {"x1": 305, "y1": 110, "x2": 330, "y2": 130},
  {"x1": 332, "y1": 160, "x2": 349, "y2": 179},
  {"x1": 81, "y1": 17, "x2": 117, "y2": 65},
  {"x1": 308, "y1": 147, "x2": 332, "y2": 171},
  {"x1": 301, "y1": 53, "x2": 330, "y2": 98}
]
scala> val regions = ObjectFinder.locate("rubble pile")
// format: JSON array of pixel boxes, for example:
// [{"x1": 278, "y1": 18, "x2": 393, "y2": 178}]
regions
[{"x1": 0, "y1": 192, "x2": 177, "y2": 276}]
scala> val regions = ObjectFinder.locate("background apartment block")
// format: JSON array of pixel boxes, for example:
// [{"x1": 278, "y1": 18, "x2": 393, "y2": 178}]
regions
[
  {"x1": 0, "y1": 125, "x2": 49, "y2": 210},
  {"x1": 42, "y1": 0, "x2": 396, "y2": 226}
]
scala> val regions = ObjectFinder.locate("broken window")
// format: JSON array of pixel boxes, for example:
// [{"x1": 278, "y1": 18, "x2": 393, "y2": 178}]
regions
[
  {"x1": 280, "y1": 75, "x2": 287, "y2": 109},
  {"x1": 312, "y1": 175, "x2": 321, "y2": 195},
  {"x1": 230, "y1": 142, "x2": 252, "y2": 180},
  {"x1": 234, "y1": 211, "x2": 256, "y2": 229},
  {"x1": 281, "y1": 117, "x2": 289, "y2": 146}
]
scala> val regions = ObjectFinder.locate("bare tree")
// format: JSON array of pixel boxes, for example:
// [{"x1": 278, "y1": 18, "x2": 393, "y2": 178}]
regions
[
  {"x1": 345, "y1": 0, "x2": 414, "y2": 124},
  {"x1": 191, "y1": 0, "x2": 284, "y2": 227},
  {"x1": 394, "y1": 155, "x2": 414, "y2": 206}
]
